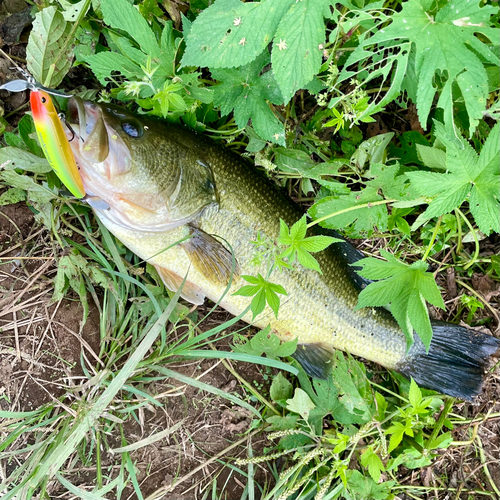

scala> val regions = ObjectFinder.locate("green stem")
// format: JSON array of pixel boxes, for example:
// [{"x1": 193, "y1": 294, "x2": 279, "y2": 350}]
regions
[
  {"x1": 455, "y1": 208, "x2": 479, "y2": 270},
  {"x1": 422, "y1": 215, "x2": 442, "y2": 262},
  {"x1": 425, "y1": 396, "x2": 454, "y2": 449},
  {"x1": 307, "y1": 199, "x2": 397, "y2": 229}
]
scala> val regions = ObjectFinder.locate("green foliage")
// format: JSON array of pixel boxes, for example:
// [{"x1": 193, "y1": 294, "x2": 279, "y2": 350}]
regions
[
  {"x1": 336, "y1": 0, "x2": 499, "y2": 134},
  {"x1": 233, "y1": 274, "x2": 287, "y2": 318},
  {"x1": 278, "y1": 215, "x2": 340, "y2": 273},
  {"x1": 354, "y1": 250, "x2": 445, "y2": 349},
  {"x1": 211, "y1": 52, "x2": 285, "y2": 144},
  {"x1": 233, "y1": 326, "x2": 297, "y2": 359},
  {"x1": 27, "y1": 6, "x2": 75, "y2": 87},
  {"x1": 408, "y1": 122, "x2": 500, "y2": 235}
]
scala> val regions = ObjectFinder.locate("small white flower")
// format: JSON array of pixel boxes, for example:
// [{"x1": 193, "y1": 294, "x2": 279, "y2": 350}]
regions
[
  {"x1": 234, "y1": 17, "x2": 241, "y2": 26},
  {"x1": 277, "y1": 39, "x2": 287, "y2": 51},
  {"x1": 239, "y1": 37, "x2": 246, "y2": 46}
]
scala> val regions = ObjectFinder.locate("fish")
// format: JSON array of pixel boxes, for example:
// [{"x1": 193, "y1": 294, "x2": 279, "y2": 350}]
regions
[
  {"x1": 64, "y1": 97, "x2": 499, "y2": 400},
  {"x1": 30, "y1": 89, "x2": 86, "y2": 199}
]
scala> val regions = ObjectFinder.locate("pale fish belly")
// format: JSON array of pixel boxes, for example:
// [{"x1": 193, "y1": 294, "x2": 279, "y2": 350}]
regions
[{"x1": 95, "y1": 210, "x2": 407, "y2": 370}]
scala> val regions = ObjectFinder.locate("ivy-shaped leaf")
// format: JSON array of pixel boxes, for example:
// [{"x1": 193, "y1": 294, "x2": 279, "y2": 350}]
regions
[
  {"x1": 339, "y1": 0, "x2": 500, "y2": 134},
  {"x1": 211, "y1": 52, "x2": 285, "y2": 144}
]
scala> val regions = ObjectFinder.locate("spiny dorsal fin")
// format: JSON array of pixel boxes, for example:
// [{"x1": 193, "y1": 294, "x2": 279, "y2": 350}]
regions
[
  {"x1": 182, "y1": 226, "x2": 239, "y2": 286},
  {"x1": 154, "y1": 264, "x2": 205, "y2": 305},
  {"x1": 292, "y1": 343, "x2": 335, "y2": 380}
]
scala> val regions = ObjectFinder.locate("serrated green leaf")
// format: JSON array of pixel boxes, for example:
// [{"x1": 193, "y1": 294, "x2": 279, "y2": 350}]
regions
[
  {"x1": 270, "y1": 372, "x2": 293, "y2": 401},
  {"x1": 27, "y1": 6, "x2": 74, "y2": 87},
  {"x1": 286, "y1": 388, "x2": 316, "y2": 421},
  {"x1": 354, "y1": 254, "x2": 445, "y2": 350},
  {"x1": 211, "y1": 52, "x2": 285, "y2": 144},
  {"x1": 408, "y1": 378, "x2": 422, "y2": 409},
  {"x1": 182, "y1": 0, "x2": 294, "y2": 69},
  {"x1": 360, "y1": 448, "x2": 385, "y2": 483},
  {"x1": 85, "y1": 52, "x2": 142, "y2": 86},
  {"x1": 309, "y1": 187, "x2": 388, "y2": 235},
  {"x1": 345, "y1": 470, "x2": 395, "y2": 500},
  {"x1": 0, "y1": 171, "x2": 56, "y2": 205},
  {"x1": 101, "y1": 0, "x2": 160, "y2": 57},
  {"x1": 416, "y1": 145, "x2": 447, "y2": 170},
  {"x1": 408, "y1": 122, "x2": 500, "y2": 235},
  {"x1": 271, "y1": 0, "x2": 333, "y2": 103}
]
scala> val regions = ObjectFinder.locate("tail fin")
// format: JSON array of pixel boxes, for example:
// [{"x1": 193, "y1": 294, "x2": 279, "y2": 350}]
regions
[{"x1": 396, "y1": 321, "x2": 499, "y2": 400}]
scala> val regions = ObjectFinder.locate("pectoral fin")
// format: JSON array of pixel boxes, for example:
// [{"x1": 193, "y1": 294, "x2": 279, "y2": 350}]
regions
[
  {"x1": 292, "y1": 343, "x2": 335, "y2": 379},
  {"x1": 182, "y1": 226, "x2": 239, "y2": 286},
  {"x1": 154, "y1": 265, "x2": 205, "y2": 305}
]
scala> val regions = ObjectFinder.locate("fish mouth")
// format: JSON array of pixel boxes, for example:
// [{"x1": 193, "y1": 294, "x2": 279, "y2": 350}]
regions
[{"x1": 66, "y1": 97, "x2": 110, "y2": 164}]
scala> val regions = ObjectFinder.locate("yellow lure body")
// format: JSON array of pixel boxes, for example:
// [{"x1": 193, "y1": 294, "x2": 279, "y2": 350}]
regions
[{"x1": 30, "y1": 89, "x2": 85, "y2": 198}]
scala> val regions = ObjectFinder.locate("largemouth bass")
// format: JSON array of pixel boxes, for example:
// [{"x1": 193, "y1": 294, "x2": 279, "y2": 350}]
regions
[{"x1": 65, "y1": 97, "x2": 499, "y2": 400}]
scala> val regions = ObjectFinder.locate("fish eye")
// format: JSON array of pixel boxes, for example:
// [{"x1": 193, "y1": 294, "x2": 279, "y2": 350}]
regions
[{"x1": 122, "y1": 121, "x2": 143, "y2": 138}]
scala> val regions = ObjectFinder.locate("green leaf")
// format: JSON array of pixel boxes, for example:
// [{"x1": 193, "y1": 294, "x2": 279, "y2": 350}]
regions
[
  {"x1": 427, "y1": 431, "x2": 452, "y2": 450},
  {"x1": 286, "y1": 388, "x2": 316, "y2": 421},
  {"x1": 182, "y1": 0, "x2": 294, "y2": 69},
  {"x1": 416, "y1": 144, "x2": 447, "y2": 170},
  {"x1": 85, "y1": 52, "x2": 142, "y2": 86},
  {"x1": 0, "y1": 148, "x2": 51, "y2": 173},
  {"x1": 408, "y1": 122, "x2": 500, "y2": 235},
  {"x1": 101, "y1": 0, "x2": 160, "y2": 57},
  {"x1": 27, "y1": 6, "x2": 74, "y2": 87},
  {"x1": 270, "y1": 373, "x2": 293, "y2": 401},
  {"x1": 271, "y1": 0, "x2": 334, "y2": 103},
  {"x1": 360, "y1": 448, "x2": 385, "y2": 484},
  {"x1": 309, "y1": 187, "x2": 388, "y2": 236},
  {"x1": 354, "y1": 251, "x2": 445, "y2": 350},
  {"x1": 345, "y1": 470, "x2": 395, "y2": 500},
  {"x1": 0, "y1": 188, "x2": 27, "y2": 206},
  {"x1": 278, "y1": 215, "x2": 340, "y2": 272},
  {"x1": 408, "y1": 378, "x2": 422, "y2": 409},
  {"x1": 211, "y1": 52, "x2": 285, "y2": 145},
  {"x1": 339, "y1": 0, "x2": 499, "y2": 134}
]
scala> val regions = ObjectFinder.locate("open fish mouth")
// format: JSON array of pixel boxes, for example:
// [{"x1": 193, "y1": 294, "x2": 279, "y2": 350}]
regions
[{"x1": 66, "y1": 97, "x2": 110, "y2": 164}]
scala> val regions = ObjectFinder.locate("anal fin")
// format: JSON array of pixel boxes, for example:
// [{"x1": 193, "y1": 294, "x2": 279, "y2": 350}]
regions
[
  {"x1": 182, "y1": 226, "x2": 239, "y2": 286},
  {"x1": 154, "y1": 265, "x2": 205, "y2": 305},
  {"x1": 292, "y1": 342, "x2": 335, "y2": 380}
]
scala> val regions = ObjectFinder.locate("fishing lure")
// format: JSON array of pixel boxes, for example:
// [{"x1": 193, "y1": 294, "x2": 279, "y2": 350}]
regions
[{"x1": 0, "y1": 77, "x2": 86, "y2": 199}]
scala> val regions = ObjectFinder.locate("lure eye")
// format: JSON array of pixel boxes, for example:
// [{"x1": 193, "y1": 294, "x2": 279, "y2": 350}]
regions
[
  {"x1": 41, "y1": 96, "x2": 47, "y2": 103},
  {"x1": 122, "y1": 121, "x2": 143, "y2": 138}
]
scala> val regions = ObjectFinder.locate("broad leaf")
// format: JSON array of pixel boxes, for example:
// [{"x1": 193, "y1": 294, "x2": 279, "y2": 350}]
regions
[
  {"x1": 408, "y1": 122, "x2": 500, "y2": 235},
  {"x1": 271, "y1": 0, "x2": 334, "y2": 103},
  {"x1": 27, "y1": 6, "x2": 74, "y2": 87},
  {"x1": 182, "y1": 0, "x2": 294, "y2": 68},
  {"x1": 211, "y1": 52, "x2": 285, "y2": 144},
  {"x1": 354, "y1": 250, "x2": 445, "y2": 349}
]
